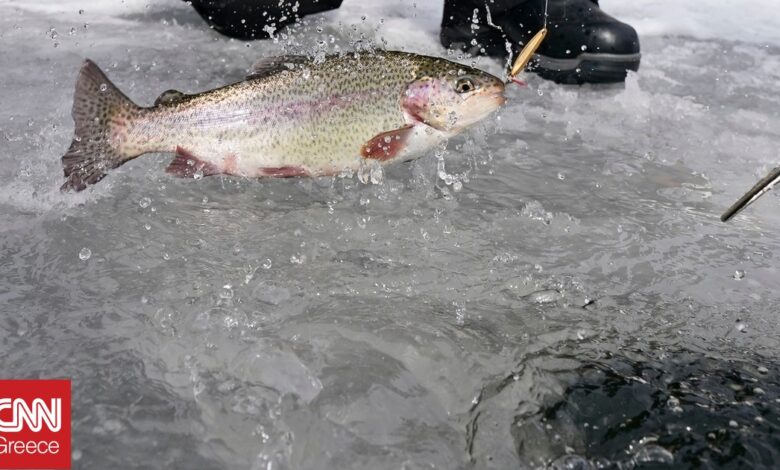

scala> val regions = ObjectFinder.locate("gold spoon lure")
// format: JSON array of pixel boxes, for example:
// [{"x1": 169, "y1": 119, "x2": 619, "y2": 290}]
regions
[{"x1": 510, "y1": 28, "x2": 548, "y2": 78}]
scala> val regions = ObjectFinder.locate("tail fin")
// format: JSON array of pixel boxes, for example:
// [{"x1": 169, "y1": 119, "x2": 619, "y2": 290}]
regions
[{"x1": 61, "y1": 59, "x2": 142, "y2": 192}]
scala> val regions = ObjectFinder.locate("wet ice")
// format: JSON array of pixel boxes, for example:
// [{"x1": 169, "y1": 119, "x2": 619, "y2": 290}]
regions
[{"x1": 1, "y1": 0, "x2": 780, "y2": 468}]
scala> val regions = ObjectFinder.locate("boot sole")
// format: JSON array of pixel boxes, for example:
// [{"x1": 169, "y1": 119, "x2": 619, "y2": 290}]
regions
[{"x1": 533, "y1": 52, "x2": 641, "y2": 84}]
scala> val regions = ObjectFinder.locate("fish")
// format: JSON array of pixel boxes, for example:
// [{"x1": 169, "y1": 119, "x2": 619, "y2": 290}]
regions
[
  {"x1": 60, "y1": 51, "x2": 507, "y2": 191},
  {"x1": 721, "y1": 165, "x2": 780, "y2": 222}
]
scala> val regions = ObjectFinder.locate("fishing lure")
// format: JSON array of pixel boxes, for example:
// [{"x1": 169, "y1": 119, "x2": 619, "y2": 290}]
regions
[{"x1": 508, "y1": 0, "x2": 548, "y2": 84}]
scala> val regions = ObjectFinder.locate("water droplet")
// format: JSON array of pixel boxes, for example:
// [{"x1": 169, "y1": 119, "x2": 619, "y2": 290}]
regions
[
  {"x1": 667, "y1": 396, "x2": 683, "y2": 413},
  {"x1": 262, "y1": 258, "x2": 273, "y2": 269},
  {"x1": 79, "y1": 247, "x2": 91, "y2": 261},
  {"x1": 370, "y1": 163, "x2": 384, "y2": 185},
  {"x1": 99, "y1": 83, "x2": 108, "y2": 92},
  {"x1": 634, "y1": 445, "x2": 674, "y2": 465},
  {"x1": 729, "y1": 420, "x2": 739, "y2": 428},
  {"x1": 138, "y1": 197, "x2": 151, "y2": 208},
  {"x1": 581, "y1": 45, "x2": 587, "y2": 51},
  {"x1": 524, "y1": 289, "x2": 562, "y2": 304},
  {"x1": 550, "y1": 455, "x2": 591, "y2": 469},
  {"x1": 453, "y1": 301, "x2": 466, "y2": 326},
  {"x1": 357, "y1": 161, "x2": 370, "y2": 184},
  {"x1": 220, "y1": 285, "x2": 234, "y2": 299},
  {"x1": 78, "y1": 9, "x2": 84, "y2": 14},
  {"x1": 736, "y1": 322, "x2": 747, "y2": 333},
  {"x1": 557, "y1": 172, "x2": 566, "y2": 180},
  {"x1": 733, "y1": 269, "x2": 745, "y2": 280}
]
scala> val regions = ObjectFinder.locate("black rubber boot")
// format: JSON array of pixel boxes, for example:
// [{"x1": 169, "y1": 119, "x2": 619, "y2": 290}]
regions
[
  {"x1": 440, "y1": 0, "x2": 640, "y2": 84},
  {"x1": 188, "y1": 0, "x2": 343, "y2": 39}
]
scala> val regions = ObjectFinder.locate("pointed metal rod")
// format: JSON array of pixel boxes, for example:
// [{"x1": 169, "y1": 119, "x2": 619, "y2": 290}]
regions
[{"x1": 721, "y1": 165, "x2": 780, "y2": 222}]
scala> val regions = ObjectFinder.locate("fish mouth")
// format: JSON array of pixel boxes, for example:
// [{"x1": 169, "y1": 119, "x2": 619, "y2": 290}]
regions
[
  {"x1": 468, "y1": 90, "x2": 506, "y2": 107},
  {"x1": 484, "y1": 91, "x2": 507, "y2": 107}
]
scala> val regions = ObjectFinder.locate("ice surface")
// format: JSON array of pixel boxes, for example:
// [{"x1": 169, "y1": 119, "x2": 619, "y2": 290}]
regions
[{"x1": 1, "y1": 0, "x2": 780, "y2": 468}]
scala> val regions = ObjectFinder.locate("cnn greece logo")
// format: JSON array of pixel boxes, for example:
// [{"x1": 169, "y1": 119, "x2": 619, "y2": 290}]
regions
[
  {"x1": 0, "y1": 398, "x2": 62, "y2": 433},
  {"x1": 0, "y1": 380, "x2": 70, "y2": 470}
]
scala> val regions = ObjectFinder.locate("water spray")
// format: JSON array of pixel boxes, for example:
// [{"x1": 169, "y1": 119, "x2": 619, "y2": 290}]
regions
[{"x1": 508, "y1": 0, "x2": 548, "y2": 84}]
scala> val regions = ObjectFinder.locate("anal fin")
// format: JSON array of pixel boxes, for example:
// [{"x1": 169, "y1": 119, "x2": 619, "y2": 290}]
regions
[
  {"x1": 166, "y1": 146, "x2": 221, "y2": 178},
  {"x1": 360, "y1": 125, "x2": 415, "y2": 161}
]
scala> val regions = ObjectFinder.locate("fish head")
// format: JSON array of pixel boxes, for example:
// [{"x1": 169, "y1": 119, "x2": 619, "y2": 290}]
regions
[{"x1": 403, "y1": 65, "x2": 506, "y2": 133}]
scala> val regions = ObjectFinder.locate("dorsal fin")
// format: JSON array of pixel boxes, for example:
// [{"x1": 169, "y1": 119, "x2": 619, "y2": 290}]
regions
[
  {"x1": 154, "y1": 89, "x2": 188, "y2": 106},
  {"x1": 247, "y1": 55, "x2": 310, "y2": 79}
]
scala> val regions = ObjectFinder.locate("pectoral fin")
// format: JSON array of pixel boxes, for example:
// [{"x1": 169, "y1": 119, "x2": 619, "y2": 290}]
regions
[{"x1": 360, "y1": 125, "x2": 415, "y2": 161}]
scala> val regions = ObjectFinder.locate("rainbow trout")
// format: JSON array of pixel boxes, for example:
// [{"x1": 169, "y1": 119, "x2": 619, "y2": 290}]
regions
[{"x1": 60, "y1": 52, "x2": 506, "y2": 191}]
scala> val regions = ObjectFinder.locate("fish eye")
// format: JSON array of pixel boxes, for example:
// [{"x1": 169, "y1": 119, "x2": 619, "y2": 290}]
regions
[{"x1": 455, "y1": 77, "x2": 476, "y2": 94}]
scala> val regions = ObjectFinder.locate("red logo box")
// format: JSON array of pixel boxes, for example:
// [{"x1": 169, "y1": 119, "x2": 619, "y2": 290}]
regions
[{"x1": 0, "y1": 380, "x2": 71, "y2": 469}]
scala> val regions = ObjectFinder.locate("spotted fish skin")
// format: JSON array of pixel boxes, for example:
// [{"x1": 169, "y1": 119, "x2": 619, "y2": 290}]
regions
[{"x1": 60, "y1": 51, "x2": 506, "y2": 191}]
